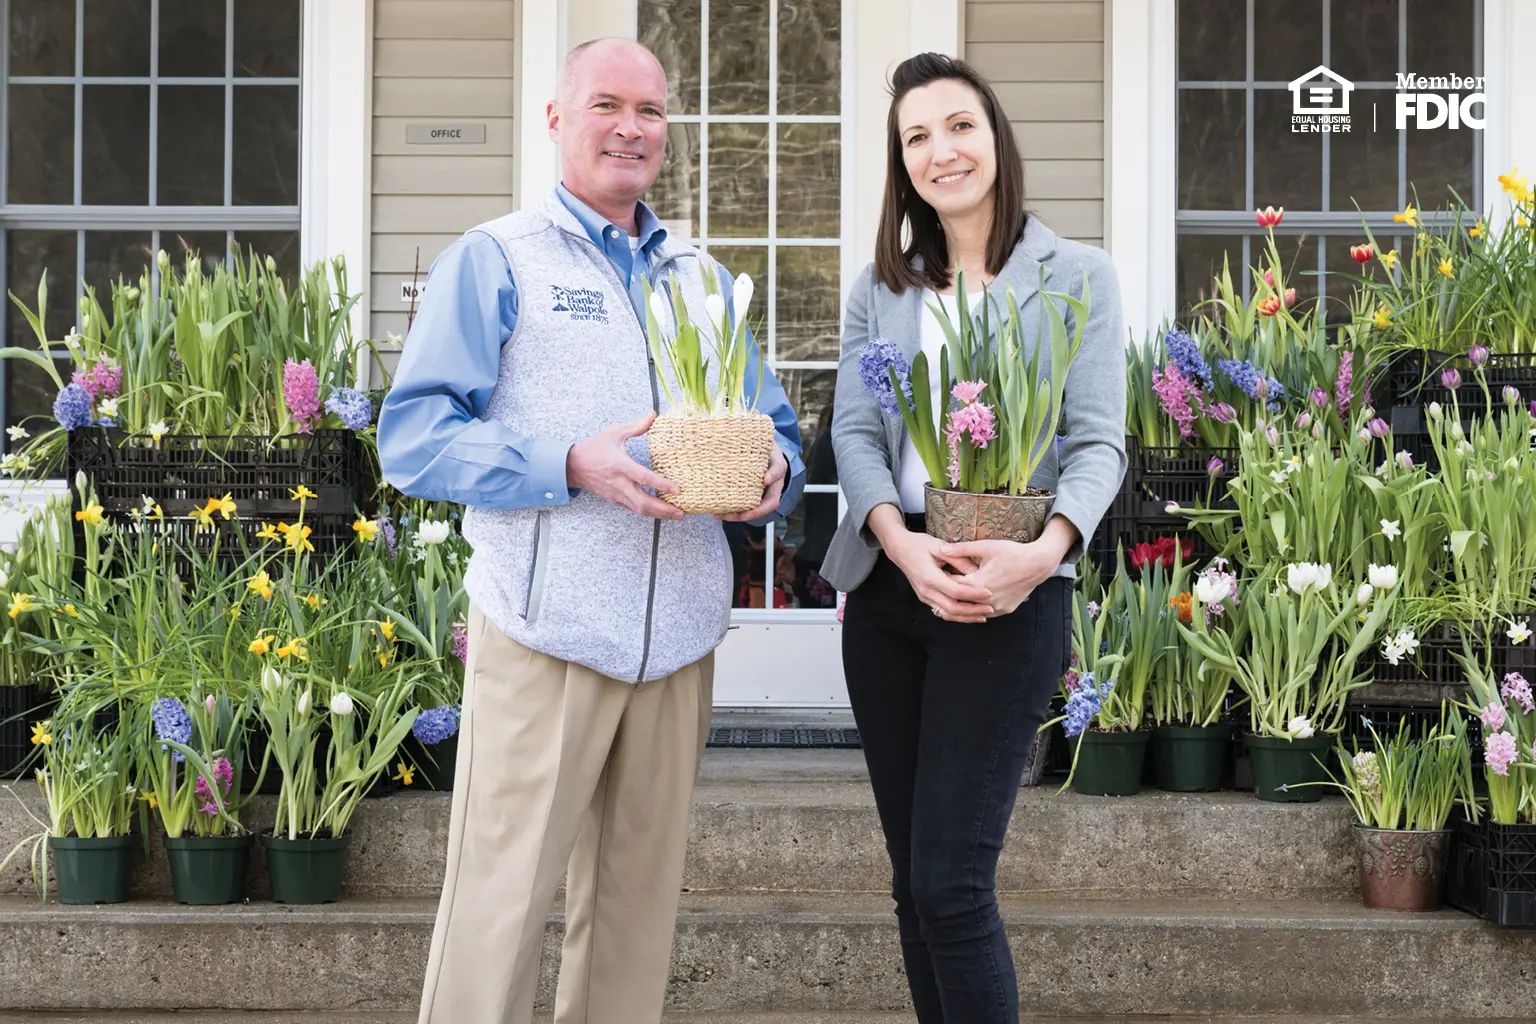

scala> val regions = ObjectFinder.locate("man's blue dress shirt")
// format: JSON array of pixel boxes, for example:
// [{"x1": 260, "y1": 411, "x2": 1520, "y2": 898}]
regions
[{"x1": 377, "y1": 185, "x2": 805, "y2": 520}]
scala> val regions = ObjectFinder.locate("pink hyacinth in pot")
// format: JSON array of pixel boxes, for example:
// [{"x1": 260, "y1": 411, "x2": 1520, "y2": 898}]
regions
[
  {"x1": 944, "y1": 381, "x2": 997, "y2": 487},
  {"x1": 282, "y1": 358, "x2": 322, "y2": 433}
]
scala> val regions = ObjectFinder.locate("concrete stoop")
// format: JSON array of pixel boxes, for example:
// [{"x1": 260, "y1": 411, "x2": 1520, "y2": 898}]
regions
[
  {"x1": 0, "y1": 750, "x2": 1528, "y2": 1020},
  {"x1": 0, "y1": 1017, "x2": 1527, "y2": 1024}
]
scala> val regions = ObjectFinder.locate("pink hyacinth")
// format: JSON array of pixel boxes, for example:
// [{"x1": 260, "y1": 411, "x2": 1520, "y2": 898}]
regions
[
  {"x1": 71, "y1": 361, "x2": 123, "y2": 403},
  {"x1": 1153, "y1": 363, "x2": 1203, "y2": 439},
  {"x1": 1335, "y1": 351, "x2": 1353, "y2": 413},
  {"x1": 193, "y1": 757, "x2": 234, "y2": 815},
  {"x1": 944, "y1": 400, "x2": 997, "y2": 486},
  {"x1": 1501, "y1": 672, "x2": 1534, "y2": 713},
  {"x1": 1481, "y1": 701, "x2": 1508, "y2": 732},
  {"x1": 1486, "y1": 731, "x2": 1518, "y2": 776},
  {"x1": 951, "y1": 380, "x2": 987, "y2": 404},
  {"x1": 283, "y1": 358, "x2": 322, "y2": 433},
  {"x1": 451, "y1": 618, "x2": 469, "y2": 666}
]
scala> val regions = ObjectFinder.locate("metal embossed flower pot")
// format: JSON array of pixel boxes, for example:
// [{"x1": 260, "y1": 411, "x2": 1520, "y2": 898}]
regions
[
  {"x1": 1355, "y1": 826, "x2": 1451, "y2": 911},
  {"x1": 922, "y1": 484, "x2": 1055, "y2": 544}
]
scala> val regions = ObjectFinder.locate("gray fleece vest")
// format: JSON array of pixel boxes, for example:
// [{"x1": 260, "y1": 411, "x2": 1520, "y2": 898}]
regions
[{"x1": 461, "y1": 191, "x2": 733, "y2": 683}]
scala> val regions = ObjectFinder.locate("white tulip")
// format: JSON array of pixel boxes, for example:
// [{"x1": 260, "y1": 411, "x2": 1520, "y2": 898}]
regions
[
  {"x1": 1194, "y1": 575, "x2": 1233, "y2": 606},
  {"x1": 1355, "y1": 582, "x2": 1374, "y2": 606},
  {"x1": 648, "y1": 291, "x2": 669, "y2": 325},
  {"x1": 1368, "y1": 563, "x2": 1398, "y2": 590},
  {"x1": 1286, "y1": 563, "x2": 1319, "y2": 595},
  {"x1": 733, "y1": 273, "x2": 754, "y2": 317},
  {"x1": 704, "y1": 293, "x2": 727, "y2": 332},
  {"x1": 261, "y1": 665, "x2": 284, "y2": 695},
  {"x1": 330, "y1": 691, "x2": 355, "y2": 716},
  {"x1": 297, "y1": 689, "x2": 312, "y2": 715},
  {"x1": 1428, "y1": 401, "x2": 1443, "y2": 420},
  {"x1": 418, "y1": 519, "x2": 452, "y2": 545},
  {"x1": 1450, "y1": 421, "x2": 1465, "y2": 441},
  {"x1": 1357, "y1": 427, "x2": 1372, "y2": 443},
  {"x1": 1315, "y1": 563, "x2": 1333, "y2": 590},
  {"x1": 0, "y1": 569, "x2": 8, "y2": 589},
  {"x1": 1287, "y1": 716, "x2": 1315, "y2": 739}
]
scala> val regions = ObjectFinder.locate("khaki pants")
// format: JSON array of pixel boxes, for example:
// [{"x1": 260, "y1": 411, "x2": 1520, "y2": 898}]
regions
[{"x1": 417, "y1": 606, "x2": 714, "y2": 1024}]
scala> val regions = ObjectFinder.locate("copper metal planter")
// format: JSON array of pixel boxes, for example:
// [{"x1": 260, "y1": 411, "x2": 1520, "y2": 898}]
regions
[
  {"x1": 922, "y1": 484, "x2": 1055, "y2": 544},
  {"x1": 1355, "y1": 825, "x2": 1452, "y2": 911}
]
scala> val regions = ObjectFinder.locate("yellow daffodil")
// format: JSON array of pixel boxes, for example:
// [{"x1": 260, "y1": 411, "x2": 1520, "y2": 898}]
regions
[
  {"x1": 229, "y1": 604, "x2": 242, "y2": 619},
  {"x1": 1470, "y1": 220, "x2": 1486, "y2": 239},
  {"x1": 1438, "y1": 258, "x2": 1455, "y2": 278},
  {"x1": 304, "y1": 594, "x2": 321, "y2": 609},
  {"x1": 1521, "y1": 214, "x2": 1531, "y2": 228},
  {"x1": 393, "y1": 762, "x2": 415, "y2": 786},
  {"x1": 1393, "y1": 205, "x2": 1419, "y2": 227},
  {"x1": 1518, "y1": 185, "x2": 1534, "y2": 205},
  {"x1": 276, "y1": 640, "x2": 298, "y2": 659},
  {"x1": 1499, "y1": 167, "x2": 1530, "y2": 196},
  {"x1": 212, "y1": 493, "x2": 237, "y2": 519},
  {"x1": 142, "y1": 791, "x2": 158, "y2": 809},
  {"x1": 246, "y1": 570, "x2": 274, "y2": 600},
  {"x1": 276, "y1": 522, "x2": 293, "y2": 534},
  {"x1": 1379, "y1": 249, "x2": 1400, "y2": 271},
  {"x1": 379, "y1": 620, "x2": 396, "y2": 642},
  {"x1": 149, "y1": 503, "x2": 163, "y2": 520},
  {"x1": 1372, "y1": 305, "x2": 1392, "y2": 329},
  {"x1": 8, "y1": 593, "x2": 37, "y2": 619},
  {"x1": 285, "y1": 524, "x2": 315, "y2": 553},
  {"x1": 74, "y1": 503, "x2": 104, "y2": 526},
  {"x1": 352, "y1": 518, "x2": 379, "y2": 543},
  {"x1": 255, "y1": 522, "x2": 281, "y2": 541},
  {"x1": 29, "y1": 721, "x2": 51, "y2": 746},
  {"x1": 290, "y1": 485, "x2": 318, "y2": 501},
  {"x1": 378, "y1": 649, "x2": 393, "y2": 669},
  {"x1": 192, "y1": 501, "x2": 217, "y2": 530},
  {"x1": 60, "y1": 604, "x2": 78, "y2": 617},
  {"x1": 249, "y1": 634, "x2": 273, "y2": 655}
]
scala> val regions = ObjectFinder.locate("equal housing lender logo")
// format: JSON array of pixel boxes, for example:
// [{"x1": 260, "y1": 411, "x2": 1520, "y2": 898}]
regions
[{"x1": 1289, "y1": 64, "x2": 1486, "y2": 133}]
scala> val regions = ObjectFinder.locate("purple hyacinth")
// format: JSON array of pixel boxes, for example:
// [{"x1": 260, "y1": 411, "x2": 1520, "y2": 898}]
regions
[
  {"x1": 450, "y1": 617, "x2": 468, "y2": 665},
  {"x1": 377, "y1": 514, "x2": 398, "y2": 556},
  {"x1": 151, "y1": 697, "x2": 192, "y2": 763},
  {"x1": 857, "y1": 337, "x2": 913, "y2": 417},
  {"x1": 412, "y1": 705, "x2": 461, "y2": 746},
  {"x1": 1335, "y1": 351, "x2": 1353, "y2": 413},
  {"x1": 1501, "y1": 672, "x2": 1534, "y2": 713},
  {"x1": 1064, "y1": 671, "x2": 1114, "y2": 737},
  {"x1": 324, "y1": 386, "x2": 373, "y2": 431},
  {"x1": 282, "y1": 359, "x2": 322, "y2": 433},
  {"x1": 53, "y1": 383, "x2": 94, "y2": 431},
  {"x1": 1164, "y1": 328, "x2": 1213, "y2": 389}
]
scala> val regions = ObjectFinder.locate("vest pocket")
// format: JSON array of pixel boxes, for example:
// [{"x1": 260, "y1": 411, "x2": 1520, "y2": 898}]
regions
[{"x1": 521, "y1": 510, "x2": 551, "y2": 625}]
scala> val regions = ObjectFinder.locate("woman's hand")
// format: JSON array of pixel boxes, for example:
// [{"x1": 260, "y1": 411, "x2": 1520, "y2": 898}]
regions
[
  {"x1": 941, "y1": 517, "x2": 1079, "y2": 616},
  {"x1": 886, "y1": 530, "x2": 992, "y2": 622}
]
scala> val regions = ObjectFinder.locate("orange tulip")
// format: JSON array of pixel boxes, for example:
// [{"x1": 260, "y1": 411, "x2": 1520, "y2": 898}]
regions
[
  {"x1": 1258, "y1": 295, "x2": 1282, "y2": 316},
  {"x1": 1350, "y1": 243, "x2": 1373, "y2": 263},
  {"x1": 1255, "y1": 206, "x2": 1285, "y2": 228}
]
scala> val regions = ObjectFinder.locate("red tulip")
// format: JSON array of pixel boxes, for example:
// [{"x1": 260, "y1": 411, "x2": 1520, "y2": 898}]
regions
[
  {"x1": 1258, "y1": 295, "x2": 1282, "y2": 317},
  {"x1": 1256, "y1": 206, "x2": 1285, "y2": 228},
  {"x1": 1350, "y1": 243, "x2": 1373, "y2": 263}
]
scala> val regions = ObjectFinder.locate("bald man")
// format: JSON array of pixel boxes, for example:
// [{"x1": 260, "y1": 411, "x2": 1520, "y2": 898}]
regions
[{"x1": 378, "y1": 39, "x2": 805, "y2": 1024}]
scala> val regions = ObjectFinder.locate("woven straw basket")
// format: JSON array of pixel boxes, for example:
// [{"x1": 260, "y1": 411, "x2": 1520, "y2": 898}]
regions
[{"x1": 648, "y1": 411, "x2": 777, "y2": 514}]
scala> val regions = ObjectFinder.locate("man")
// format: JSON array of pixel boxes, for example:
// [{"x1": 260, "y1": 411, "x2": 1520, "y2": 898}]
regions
[{"x1": 377, "y1": 38, "x2": 805, "y2": 1024}]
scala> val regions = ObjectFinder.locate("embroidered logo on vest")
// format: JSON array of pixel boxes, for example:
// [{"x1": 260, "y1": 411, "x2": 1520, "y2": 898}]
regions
[{"x1": 550, "y1": 285, "x2": 610, "y2": 324}]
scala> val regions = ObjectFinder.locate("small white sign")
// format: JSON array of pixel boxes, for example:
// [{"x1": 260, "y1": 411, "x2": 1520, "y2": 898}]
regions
[{"x1": 400, "y1": 280, "x2": 424, "y2": 304}]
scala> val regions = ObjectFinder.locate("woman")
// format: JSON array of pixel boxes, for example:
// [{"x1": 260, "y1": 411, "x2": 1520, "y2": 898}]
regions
[{"x1": 819, "y1": 53, "x2": 1127, "y2": 1022}]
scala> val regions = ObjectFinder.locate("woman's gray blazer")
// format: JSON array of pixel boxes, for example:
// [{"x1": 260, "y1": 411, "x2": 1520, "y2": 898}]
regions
[{"x1": 818, "y1": 215, "x2": 1129, "y2": 594}]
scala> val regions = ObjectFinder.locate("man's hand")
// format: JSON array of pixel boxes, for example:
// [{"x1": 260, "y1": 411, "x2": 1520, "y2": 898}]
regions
[
  {"x1": 566, "y1": 412, "x2": 686, "y2": 520},
  {"x1": 718, "y1": 447, "x2": 789, "y2": 522}
]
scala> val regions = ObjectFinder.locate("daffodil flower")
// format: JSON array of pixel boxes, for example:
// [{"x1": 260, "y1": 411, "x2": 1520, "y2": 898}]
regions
[
  {"x1": 290, "y1": 485, "x2": 318, "y2": 501},
  {"x1": 1380, "y1": 519, "x2": 1401, "y2": 541},
  {"x1": 393, "y1": 762, "x2": 415, "y2": 786},
  {"x1": 29, "y1": 721, "x2": 51, "y2": 746},
  {"x1": 8, "y1": 593, "x2": 38, "y2": 619},
  {"x1": 213, "y1": 493, "x2": 237, "y2": 519},
  {"x1": 304, "y1": 594, "x2": 321, "y2": 609},
  {"x1": 74, "y1": 503, "x2": 104, "y2": 526},
  {"x1": 352, "y1": 517, "x2": 379, "y2": 543},
  {"x1": 249, "y1": 634, "x2": 273, "y2": 655},
  {"x1": 1438, "y1": 258, "x2": 1454, "y2": 278},
  {"x1": 1509, "y1": 620, "x2": 1532, "y2": 645},
  {"x1": 284, "y1": 524, "x2": 315, "y2": 553},
  {"x1": 1379, "y1": 249, "x2": 1400, "y2": 271},
  {"x1": 5, "y1": 425, "x2": 28, "y2": 441},
  {"x1": 149, "y1": 421, "x2": 168, "y2": 442},
  {"x1": 247, "y1": 570, "x2": 273, "y2": 595},
  {"x1": 1372, "y1": 305, "x2": 1391, "y2": 329},
  {"x1": 379, "y1": 620, "x2": 396, "y2": 642},
  {"x1": 1499, "y1": 167, "x2": 1530, "y2": 196},
  {"x1": 60, "y1": 604, "x2": 78, "y2": 617},
  {"x1": 255, "y1": 522, "x2": 281, "y2": 541},
  {"x1": 1392, "y1": 205, "x2": 1419, "y2": 227}
]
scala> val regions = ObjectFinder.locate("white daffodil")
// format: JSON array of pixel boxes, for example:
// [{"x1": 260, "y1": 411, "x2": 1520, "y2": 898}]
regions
[
  {"x1": 1509, "y1": 620, "x2": 1533, "y2": 645},
  {"x1": 1381, "y1": 635, "x2": 1406, "y2": 666},
  {"x1": 1270, "y1": 470, "x2": 1289, "y2": 485},
  {"x1": 1374, "y1": 460, "x2": 1391, "y2": 478},
  {"x1": 1286, "y1": 716, "x2": 1315, "y2": 739},
  {"x1": 1368, "y1": 563, "x2": 1399, "y2": 590},
  {"x1": 1355, "y1": 582, "x2": 1375, "y2": 606},
  {"x1": 5, "y1": 425, "x2": 28, "y2": 441},
  {"x1": 149, "y1": 421, "x2": 168, "y2": 442},
  {"x1": 418, "y1": 519, "x2": 452, "y2": 545},
  {"x1": 1194, "y1": 575, "x2": 1233, "y2": 606},
  {"x1": 1286, "y1": 455, "x2": 1302, "y2": 475},
  {"x1": 98, "y1": 398, "x2": 119, "y2": 418},
  {"x1": 1380, "y1": 519, "x2": 1401, "y2": 541},
  {"x1": 1396, "y1": 629, "x2": 1420, "y2": 655},
  {"x1": 330, "y1": 691, "x2": 355, "y2": 716}
]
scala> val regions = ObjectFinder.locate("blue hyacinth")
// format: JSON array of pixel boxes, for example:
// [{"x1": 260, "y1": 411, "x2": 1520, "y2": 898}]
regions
[
  {"x1": 1164, "y1": 328, "x2": 1213, "y2": 389},
  {"x1": 325, "y1": 386, "x2": 373, "y2": 431},
  {"x1": 857, "y1": 337, "x2": 913, "y2": 417},
  {"x1": 150, "y1": 697, "x2": 192, "y2": 762},
  {"x1": 1063, "y1": 671, "x2": 1116, "y2": 737},
  {"x1": 412, "y1": 704, "x2": 461, "y2": 746},
  {"x1": 1217, "y1": 358, "x2": 1285, "y2": 404},
  {"x1": 52, "y1": 383, "x2": 93, "y2": 431}
]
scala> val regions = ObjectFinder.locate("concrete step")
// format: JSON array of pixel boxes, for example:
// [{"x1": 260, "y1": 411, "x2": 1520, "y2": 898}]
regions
[
  {"x1": 2, "y1": 894, "x2": 1532, "y2": 1018},
  {"x1": 0, "y1": 1016, "x2": 1522, "y2": 1024},
  {"x1": 0, "y1": 750, "x2": 1361, "y2": 902}
]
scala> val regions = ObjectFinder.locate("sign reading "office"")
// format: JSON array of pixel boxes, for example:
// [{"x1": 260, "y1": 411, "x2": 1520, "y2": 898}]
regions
[{"x1": 406, "y1": 123, "x2": 488, "y2": 145}]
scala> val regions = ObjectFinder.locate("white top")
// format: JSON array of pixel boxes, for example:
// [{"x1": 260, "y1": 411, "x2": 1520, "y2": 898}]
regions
[
  {"x1": 897, "y1": 288, "x2": 987, "y2": 513},
  {"x1": 628, "y1": 234, "x2": 641, "y2": 256}
]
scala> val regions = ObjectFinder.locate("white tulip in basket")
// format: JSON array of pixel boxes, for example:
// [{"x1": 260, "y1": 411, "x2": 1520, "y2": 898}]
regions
[{"x1": 642, "y1": 266, "x2": 775, "y2": 515}]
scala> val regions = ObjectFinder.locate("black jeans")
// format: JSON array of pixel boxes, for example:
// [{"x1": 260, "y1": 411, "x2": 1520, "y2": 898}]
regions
[{"x1": 841, "y1": 532, "x2": 1072, "y2": 1024}]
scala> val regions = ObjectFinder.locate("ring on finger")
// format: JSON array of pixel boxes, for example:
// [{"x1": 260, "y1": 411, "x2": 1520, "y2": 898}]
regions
[{"x1": 931, "y1": 605, "x2": 942, "y2": 617}]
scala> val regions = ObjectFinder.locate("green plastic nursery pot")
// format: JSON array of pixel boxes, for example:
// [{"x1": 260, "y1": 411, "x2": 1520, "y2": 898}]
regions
[
  {"x1": 1152, "y1": 724, "x2": 1231, "y2": 793},
  {"x1": 1245, "y1": 732, "x2": 1334, "y2": 803},
  {"x1": 48, "y1": 835, "x2": 134, "y2": 904},
  {"x1": 413, "y1": 734, "x2": 458, "y2": 791},
  {"x1": 163, "y1": 834, "x2": 253, "y2": 905},
  {"x1": 1072, "y1": 729, "x2": 1150, "y2": 796},
  {"x1": 260, "y1": 831, "x2": 350, "y2": 904}
]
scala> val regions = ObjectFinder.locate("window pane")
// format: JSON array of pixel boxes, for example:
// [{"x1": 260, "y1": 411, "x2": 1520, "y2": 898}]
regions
[
  {"x1": 785, "y1": 489, "x2": 840, "y2": 608},
  {"x1": 159, "y1": 86, "x2": 225, "y2": 205},
  {"x1": 707, "y1": 122, "x2": 769, "y2": 237},
  {"x1": 1254, "y1": 0, "x2": 1320, "y2": 83},
  {"x1": 8, "y1": 0, "x2": 74, "y2": 76},
  {"x1": 1177, "y1": 0, "x2": 1244, "y2": 82},
  {"x1": 160, "y1": 229, "x2": 228, "y2": 277},
  {"x1": 640, "y1": 0, "x2": 701, "y2": 116},
  {"x1": 84, "y1": 0, "x2": 151, "y2": 77},
  {"x1": 5, "y1": 358, "x2": 66, "y2": 454},
  {"x1": 1331, "y1": 0, "x2": 1397, "y2": 84},
  {"x1": 777, "y1": 124, "x2": 839, "y2": 238},
  {"x1": 1176, "y1": 234, "x2": 1243, "y2": 314},
  {"x1": 85, "y1": 232, "x2": 153, "y2": 304},
  {"x1": 709, "y1": 0, "x2": 769, "y2": 115},
  {"x1": 7, "y1": 85, "x2": 74, "y2": 205},
  {"x1": 726, "y1": 523, "x2": 773, "y2": 607},
  {"x1": 160, "y1": 0, "x2": 227, "y2": 78},
  {"x1": 774, "y1": 246, "x2": 839, "y2": 362},
  {"x1": 1408, "y1": 0, "x2": 1477, "y2": 72},
  {"x1": 234, "y1": 0, "x2": 300, "y2": 78},
  {"x1": 232, "y1": 230, "x2": 301, "y2": 287},
  {"x1": 1408, "y1": 119, "x2": 1477, "y2": 209},
  {"x1": 1254, "y1": 234, "x2": 1321, "y2": 313},
  {"x1": 232, "y1": 86, "x2": 300, "y2": 206},
  {"x1": 650, "y1": 123, "x2": 701, "y2": 240},
  {"x1": 1253, "y1": 89, "x2": 1321, "y2": 210},
  {"x1": 775, "y1": 367, "x2": 834, "y2": 455},
  {"x1": 82, "y1": 86, "x2": 151, "y2": 205},
  {"x1": 705, "y1": 244, "x2": 768, "y2": 319},
  {"x1": 6, "y1": 231, "x2": 79, "y2": 347},
  {"x1": 1178, "y1": 88, "x2": 1245, "y2": 209},
  {"x1": 1331, "y1": 89, "x2": 1399, "y2": 211},
  {"x1": 778, "y1": 0, "x2": 839, "y2": 115},
  {"x1": 1326, "y1": 234, "x2": 1379, "y2": 316}
]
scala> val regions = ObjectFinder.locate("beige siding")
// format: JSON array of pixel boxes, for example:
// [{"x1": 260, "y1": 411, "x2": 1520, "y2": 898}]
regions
[
  {"x1": 370, "y1": 0, "x2": 518, "y2": 343},
  {"x1": 966, "y1": 0, "x2": 1105, "y2": 244}
]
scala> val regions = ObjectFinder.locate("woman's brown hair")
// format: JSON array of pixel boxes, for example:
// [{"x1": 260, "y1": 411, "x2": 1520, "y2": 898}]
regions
[{"x1": 873, "y1": 52, "x2": 1028, "y2": 294}]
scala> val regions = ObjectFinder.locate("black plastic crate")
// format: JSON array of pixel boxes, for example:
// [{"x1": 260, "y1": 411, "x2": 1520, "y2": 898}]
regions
[
  {"x1": 1488, "y1": 822, "x2": 1536, "y2": 927},
  {"x1": 1342, "y1": 703, "x2": 1481, "y2": 750},
  {"x1": 67, "y1": 427, "x2": 368, "y2": 520},
  {"x1": 1446, "y1": 812, "x2": 1490, "y2": 918},
  {"x1": 1130, "y1": 438, "x2": 1240, "y2": 511},
  {"x1": 0, "y1": 683, "x2": 56, "y2": 780},
  {"x1": 96, "y1": 512, "x2": 361, "y2": 580},
  {"x1": 1386, "y1": 350, "x2": 1536, "y2": 415},
  {"x1": 1360, "y1": 618, "x2": 1536, "y2": 688}
]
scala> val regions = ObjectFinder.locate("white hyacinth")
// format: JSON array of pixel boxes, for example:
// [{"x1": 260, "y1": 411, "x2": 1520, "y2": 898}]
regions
[
  {"x1": 1352, "y1": 751, "x2": 1381, "y2": 794},
  {"x1": 1286, "y1": 716, "x2": 1315, "y2": 739}
]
